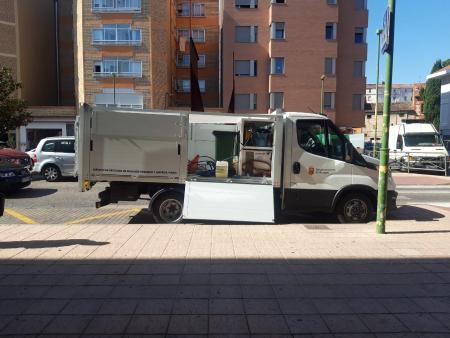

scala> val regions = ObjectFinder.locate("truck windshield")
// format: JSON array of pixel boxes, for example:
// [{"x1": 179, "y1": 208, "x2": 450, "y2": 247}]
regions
[{"x1": 404, "y1": 133, "x2": 443, "y2": 147}]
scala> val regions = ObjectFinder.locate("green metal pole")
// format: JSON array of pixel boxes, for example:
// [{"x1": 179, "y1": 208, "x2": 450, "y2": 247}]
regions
[
  {"x1": 320, "y1": 75, "x2": 325, "y2": 115},
  {"x1": 374, "y1": 29, "x2": 383, "y2": 158},
  {"x1": 113, "y1": 73, "x2": 116, "y2": 106},
  {"x1": 376, "y1": 0, "x2": 396, "y2": 234}
]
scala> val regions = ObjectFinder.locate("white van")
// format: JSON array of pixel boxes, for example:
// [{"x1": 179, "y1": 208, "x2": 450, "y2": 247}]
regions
[
  {"x1": 389, "y1": 120, "x2": 449, "y2": 171},
  {"x1": 77, "y1": 106, "x2": 397, "y2": 224}
]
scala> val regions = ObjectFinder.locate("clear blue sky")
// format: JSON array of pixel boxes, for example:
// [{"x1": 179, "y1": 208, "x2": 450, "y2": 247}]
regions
[{"x1": 366, "y1": 0, "x2": 450, "y2": 84}]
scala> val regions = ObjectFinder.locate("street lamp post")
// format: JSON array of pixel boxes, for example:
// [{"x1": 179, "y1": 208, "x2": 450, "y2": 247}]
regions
[
  {"x1": 374, "y1": 28, "x2": 383, "y2": 157},
  {"x1": 320, "y1": 75, "x2": 326, "y2": 115},
  {"x1": 113, "y1": 72, "x2": 117, "y2": 106},
  {"x1": 376, "y1": 0, "x2": 396, "y2": 234}
]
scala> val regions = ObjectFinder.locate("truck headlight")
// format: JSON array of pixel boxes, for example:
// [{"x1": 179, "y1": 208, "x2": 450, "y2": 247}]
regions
[{"x1": 0, "y1": 171, "x2": 16, "y2": 178}]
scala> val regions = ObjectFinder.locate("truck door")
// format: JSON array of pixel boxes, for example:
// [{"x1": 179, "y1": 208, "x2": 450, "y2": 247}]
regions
[{"x1": 284, "y1": 118, "x2": 352, "y2": 213}]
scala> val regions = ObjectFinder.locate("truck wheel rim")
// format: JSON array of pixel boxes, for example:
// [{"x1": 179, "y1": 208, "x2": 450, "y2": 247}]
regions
[
  {"x1": 159, "y1": 199, "x2": 182, "y2": 223},
  {"x1": 344, "y1": 199, "x2": 368, "y2": 221},
  {"x1": 44, "y1": 167, "x2": 58, "y2": 181}
]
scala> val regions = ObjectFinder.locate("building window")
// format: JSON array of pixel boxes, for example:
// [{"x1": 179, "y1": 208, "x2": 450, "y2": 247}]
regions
[
  {"x1": 192, "y1": 29, "x2": 206, "y2": 42},
  {"x1": 355, "y1": 0, "x2": 366, "y2": 10},
  {"x1": 270, "y1": 57, "x2": 284, "y2": 75},
  {"x1": 235, "y1": 60, "x2": 257, "y2": 76},
  {"x1": 94, "y1": 89, "x2": 144, "y2": 109},
  {"x1": 92, "y1": 0, "x2": 141, "y2": 13},
  {"x1": 271, "y1": 22, "x2": 285, "y2": 39},
  {"x1": 271, "y1": 0, "x2": 286, "y2": 3},
  {"x1": 324, "y1": 57, "x2": 336, "y2": 75},
  {"x1": 176, "y1": 3, "x2": 190, "y2": 16},
  {"x1": 353, "y1": 60, "x2": 365, "y2": 77},
  {"x1": 352, "y1": 94, "x2": 363, "y2": 110},
  {"x1": 325, "y1": 23, "x2": 337, "y2": 40},
  {"x1": 177, "y1": 29, "x2": 189, "y2": 41},
  {"x1": 176, "y1": 79, "x2": 206, "y2": 93},
  {"x1": 236, "y1": 94, "x2": 257, "y2": 110},
  {"x1": 192, "y1": 3, "x2": 205, "y2": 16},
  {"x1": 93, "y1": 58, "x2": 142, "y2": 77},
  {"x1": 177, "y1": 54, "x2": 206, "y2": 68},
  {"x1": 270, "y1": 92, "x2": 284, "y2": 110},
  {"x1": 327, "y1": 0, "x2": 337, "y2": 5},
  {"x1": 355, "y1": 27, "x2": 366, "y2": 44},
  {"x1": 235, "y1": 26, "x2": 258, "y2": 43},
  {"x1": 92, "y1": 24, "x2": 141, "y2": 45},
  {"x1": 324, "y1": 92, "x2": 335, "y2": 109},
  {"x1": 235, "y1": 0, "x2": 258, "y2": 8}
]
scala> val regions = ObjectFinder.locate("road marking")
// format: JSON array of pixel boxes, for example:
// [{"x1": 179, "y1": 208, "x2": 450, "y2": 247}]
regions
[
  {"x1": 4, "y1": 209, "x2": 37, "y2": 224},
  {"x1": 65, "y1": 208, "x2": 141, "y2": 225}
]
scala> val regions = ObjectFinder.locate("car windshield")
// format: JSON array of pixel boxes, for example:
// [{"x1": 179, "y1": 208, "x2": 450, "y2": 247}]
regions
[{"x1": 404, "y1": 133, "x2": 443, "y2": 147}]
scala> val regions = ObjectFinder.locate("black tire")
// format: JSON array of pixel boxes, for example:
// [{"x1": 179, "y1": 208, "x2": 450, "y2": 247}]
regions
[
  {"x1": 151, "y1": 191, "x2": 184, "y2": 224},
  {"x1": 42, "y1": 165, "x2": 61, "y2": 182},
  {"x1": 336, "y1": 192, "x2": 373, "y2": 224}
]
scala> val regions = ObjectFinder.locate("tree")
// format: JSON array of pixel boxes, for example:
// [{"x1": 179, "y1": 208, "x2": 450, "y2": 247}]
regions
[
  {"x1": 423, "y1": 59, "x2": 450, "y2": 129},
  {"x1": 0, "y1": 67, "x2": 30, "y2": 140}
]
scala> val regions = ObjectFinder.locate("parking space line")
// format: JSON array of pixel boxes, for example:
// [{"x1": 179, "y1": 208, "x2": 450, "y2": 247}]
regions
[
  {"x1": 65, "y1": 208, "x2": 141, "y2": 225},
  {"x1": 4, "y1": 209, "x2": 37, "y2": 224}
]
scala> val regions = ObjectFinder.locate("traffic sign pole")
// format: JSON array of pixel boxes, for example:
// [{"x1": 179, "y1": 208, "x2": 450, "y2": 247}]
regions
[{"x1": 376, "y1": 0, "x2": 396, "y2": 234}]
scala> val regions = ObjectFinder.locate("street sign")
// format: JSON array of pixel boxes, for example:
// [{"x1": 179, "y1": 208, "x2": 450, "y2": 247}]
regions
[{"x1": 381, "y1": 8, "x2": 391, "y2": 53}]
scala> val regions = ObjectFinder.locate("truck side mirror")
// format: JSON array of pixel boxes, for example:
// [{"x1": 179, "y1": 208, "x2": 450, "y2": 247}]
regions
[{"x1": 0, "y1": 193, "x2": 4, "y2": 217}]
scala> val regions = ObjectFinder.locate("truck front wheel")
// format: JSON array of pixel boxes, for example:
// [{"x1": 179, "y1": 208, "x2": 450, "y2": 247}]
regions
[
  {"x1": 336, "y1": 192, "x2": 373, "y2": 224},
  {"x1": 151, "y1": 192, "x2": 184, "y2": 224}
]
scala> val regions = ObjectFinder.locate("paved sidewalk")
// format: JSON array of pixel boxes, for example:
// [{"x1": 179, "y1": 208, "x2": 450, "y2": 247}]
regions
[
  {"x1": 0, "y1": 205, "x2": 450, "y2": 336},
  {"x1": 393, "y1": 172, "x2": 450, "y2": 186}
]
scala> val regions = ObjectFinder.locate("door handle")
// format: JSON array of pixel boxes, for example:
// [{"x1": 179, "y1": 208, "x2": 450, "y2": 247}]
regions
[{"x1": 293, "y1": 162, "x2": 301, "y2": 174}]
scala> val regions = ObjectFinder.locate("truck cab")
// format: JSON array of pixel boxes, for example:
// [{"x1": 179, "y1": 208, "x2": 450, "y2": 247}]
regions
[{"x1": 282, "y1": 113, "x2": 396, "y2": 223}]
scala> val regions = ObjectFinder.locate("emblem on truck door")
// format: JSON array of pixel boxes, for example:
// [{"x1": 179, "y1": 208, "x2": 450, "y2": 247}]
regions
[{"x1": 308, "y1": 167, "x2": 315, "y2": 175}]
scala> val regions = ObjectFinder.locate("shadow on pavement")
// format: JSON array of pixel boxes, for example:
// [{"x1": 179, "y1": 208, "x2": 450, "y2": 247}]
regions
[
  {"x1": 129, "y1": 209, "x2": 155, "y2": 224},
  {"x1": 389, "y1": 205, "x2": 445, "y2": 222},
  {"x1": 0, "y1": 239, "x2": 110, "y2": 249},
  {"x1": 0, "y1": 257, "x2": 449, "y2": 335},
  {"x1": 4, "y1": 188, "x2": 57, "y2": 199}
]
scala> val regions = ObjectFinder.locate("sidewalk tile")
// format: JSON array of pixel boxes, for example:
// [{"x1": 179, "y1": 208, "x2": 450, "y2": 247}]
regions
[
  {"x1": 2, "y1": 315, "x2": 53, "y2": 335},
  {"x1": 284, "y1": 314, "x2": 329, "y2": 334},
  {"x1": 247, "y1": 315, "x2": 290, "y2": 334},
  {"x1": 135, "y1": 299, "x2": 173, "y2": 314},
  {"x1": 322, "y1": 314, "x2": 370, "y2": 333},
  {"x1": 98, "y1": 299, "x2": 137, "y2": 314},
  {"x1": 396, "y1": 313, "x2": 449, "y2": 332},
  {"x1": 84, "y1": 314, "x2": 130, "y2": 334},
  {"x1": 43, "y1": 315, "x2": 92, "y2": 334},
  {"x1": 209, "y1": 315, "x2": 249, "y2": 334},
  {"x1": 61, "y1": 299, "x2": 103, "y2": 315},
  {"x1": 359, "y1": 314, "x2": 407, "y2": 333},
  {"x1": 244, "y1": 299, "x2": 280, "y2": 314},
  {"x1": 126, "y1": 314, "x2": 170, "y2": 334},
  {"x1": 172, "y1": 299, "x2": 208, "y2": 314},
  {"x1": 167, "y1": 314, "x2": 208, "y2": 334},
  {"x1": 209, "y1": 299, "x2": 245, "y2": 314}
]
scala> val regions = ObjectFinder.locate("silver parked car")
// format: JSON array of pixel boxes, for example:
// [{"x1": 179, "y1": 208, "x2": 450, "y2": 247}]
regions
[{"x1": 33, "y1": 137, "x2": 76, "y2": 182}]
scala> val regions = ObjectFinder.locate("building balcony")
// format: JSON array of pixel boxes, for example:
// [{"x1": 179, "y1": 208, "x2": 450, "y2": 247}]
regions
[
  {"x1": 92, "y1": 0, "x2": 141, "y2": 13},
  {"x1": 92, "y1": 27, "x2": 142, "y2": 46},
  {"x1": 93, "y1": 60, "x2": 142, "y2": 78}
]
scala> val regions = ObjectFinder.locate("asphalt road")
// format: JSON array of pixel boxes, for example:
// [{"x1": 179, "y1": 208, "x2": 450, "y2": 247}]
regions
[{"x1": 1, "y1": 177, "x2": 449, "y2": 225}]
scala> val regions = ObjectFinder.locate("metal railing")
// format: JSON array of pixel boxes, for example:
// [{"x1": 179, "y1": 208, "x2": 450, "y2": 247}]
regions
[
  {"x1": 92, "y1": 0, "x2": 141, "y2": 12},
  {"x1": 92, "y1": 28, "x2": 142, "y2": 45},
  {"x1": 389, "y1": 151, "x2": 448, "y2": 176},
  {"x1": 93, "y1": 60, "x2": 142, "y2": 78}
]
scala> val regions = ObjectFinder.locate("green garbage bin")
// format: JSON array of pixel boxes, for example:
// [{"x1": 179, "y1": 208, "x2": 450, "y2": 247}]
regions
[{"x1": 212, "y1": 131, "x2": 238, "y2": 162}]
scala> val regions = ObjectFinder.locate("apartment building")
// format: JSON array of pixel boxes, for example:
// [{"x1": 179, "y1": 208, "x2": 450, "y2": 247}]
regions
[
  {"x1": 0, "y1": 0, "x2": 76, "y2": 150},
  {"x1": 75, "y1": 0, "x2": 220, "y2": 110},
  {"x1": 221, "y1": 0, "x2": 368, "y2": 128},
  {"x1": 173, "y1": 0, "x2": 220, "y2": 107}
]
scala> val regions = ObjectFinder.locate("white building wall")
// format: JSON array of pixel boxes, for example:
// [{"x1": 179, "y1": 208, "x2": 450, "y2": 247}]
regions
[{"x1": 441, "y1": 76, "x2": 450, "y2": 137}]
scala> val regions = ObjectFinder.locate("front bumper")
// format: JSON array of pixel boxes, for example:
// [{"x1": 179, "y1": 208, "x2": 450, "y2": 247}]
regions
[{"x1": 0, "y1": 169, "x2": 32, "y2": 192}]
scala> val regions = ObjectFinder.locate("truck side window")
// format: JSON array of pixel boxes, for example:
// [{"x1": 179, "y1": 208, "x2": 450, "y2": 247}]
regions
[
  {"x1": 297, "y1": 120, "x2": 327, "y2": 157},
  {"x1": 396, "y1": 135, "x2": 403, "y2": 149},
  {"x1": 327, "y1": 124, "x2": 345, "y2": 161}
]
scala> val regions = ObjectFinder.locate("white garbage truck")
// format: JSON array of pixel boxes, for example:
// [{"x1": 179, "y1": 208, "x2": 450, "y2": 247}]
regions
[{"x1": 77, "y1": 105, "x2": 397, "y2": 224}]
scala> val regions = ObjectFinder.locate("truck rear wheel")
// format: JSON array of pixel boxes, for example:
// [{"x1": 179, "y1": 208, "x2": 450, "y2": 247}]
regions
[
  {"x1": 336, "y1": 192, "x2": 373, "y2": 224},
  {"x1": 151, "y1": 192, "x2": 184, "y2": 224}
]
